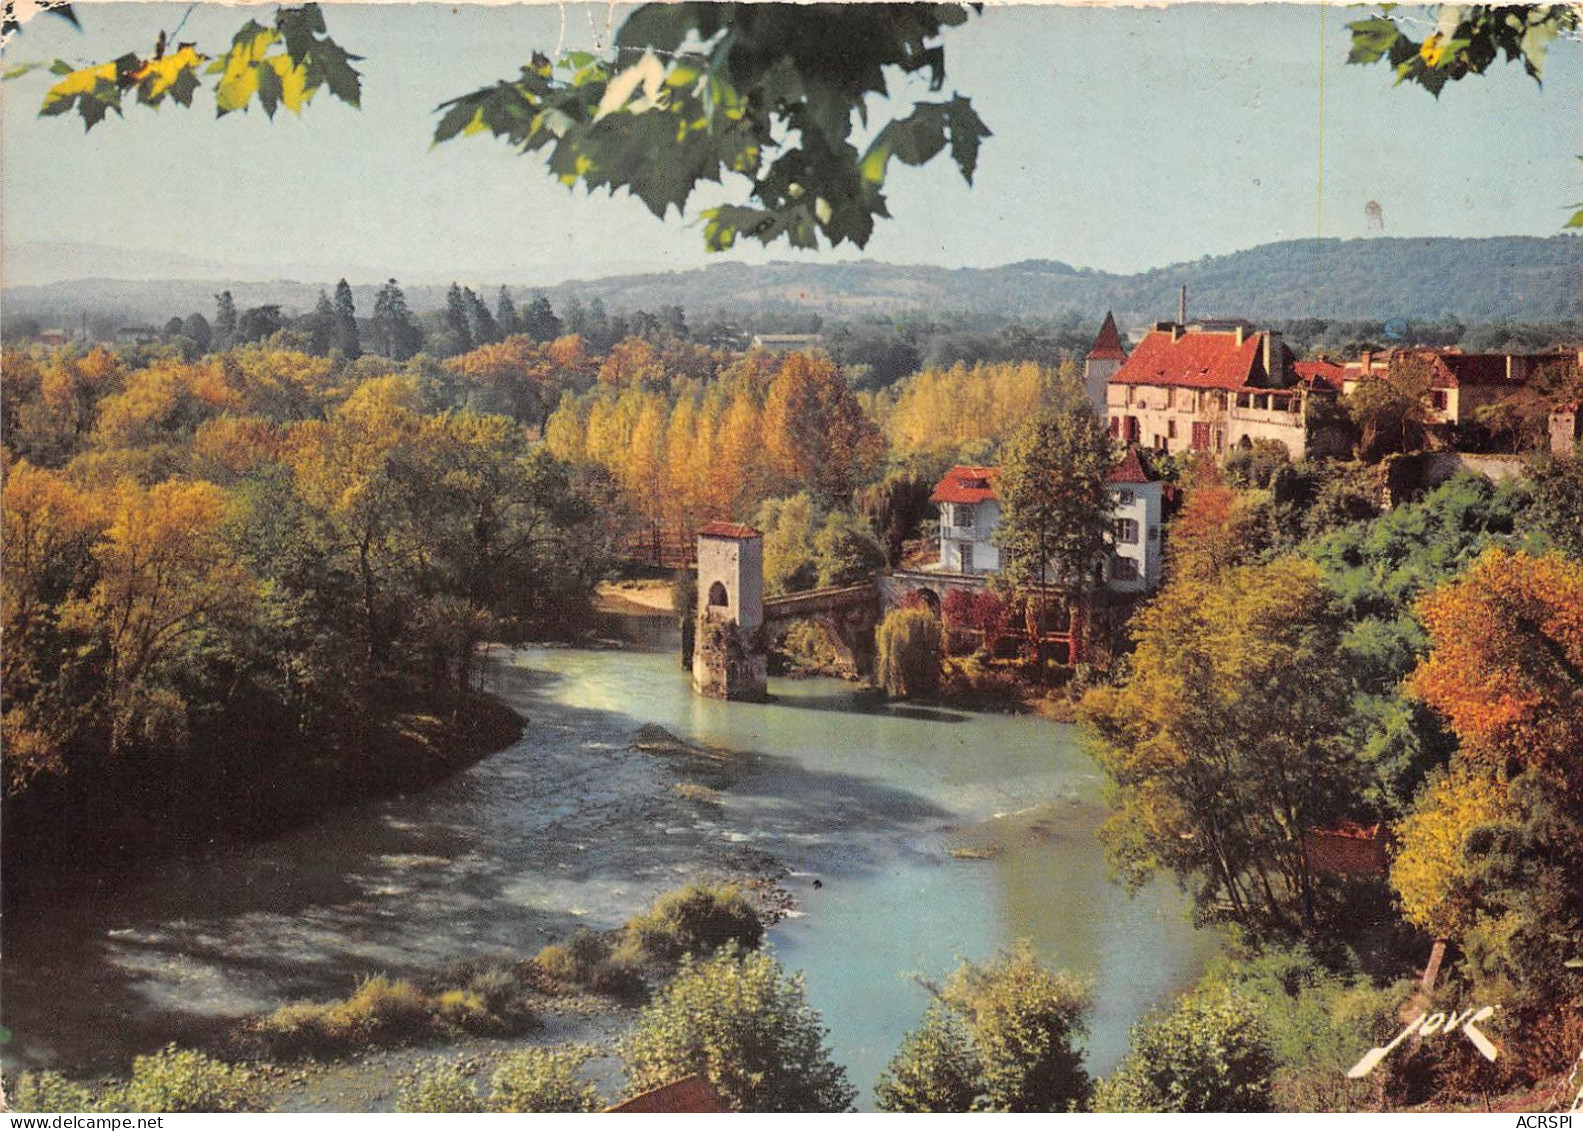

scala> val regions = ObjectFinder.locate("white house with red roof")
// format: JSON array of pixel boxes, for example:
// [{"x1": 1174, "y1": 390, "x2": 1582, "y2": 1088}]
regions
[
  {"x1": 929, "y1": 466, "x2": 1002, "y2": 575},
  {"x1": 1103, "y1": 312, "x2": 1334, "y2": 459},
  {"x1": 927, "y1": 450, "x2": 1163, "y2": 593},
  {"x1": 1106, "y1": 447, "x2": 1163, "y2": 592}
]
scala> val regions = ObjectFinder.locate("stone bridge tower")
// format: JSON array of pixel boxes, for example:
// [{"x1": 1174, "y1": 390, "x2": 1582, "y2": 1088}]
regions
[{"x1": 692, "y1": 522, "x2": 768, "y2": 701}]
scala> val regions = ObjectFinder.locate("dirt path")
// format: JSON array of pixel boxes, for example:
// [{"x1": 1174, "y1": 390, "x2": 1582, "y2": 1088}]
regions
[{"x1": 596, "y1": 581, "x2": 676, "y2": 614}]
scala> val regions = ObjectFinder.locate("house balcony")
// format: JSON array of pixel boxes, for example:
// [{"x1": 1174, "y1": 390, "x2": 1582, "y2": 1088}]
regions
[{"x1": 941, "y1": 525, "x2": 982, "y2": 541}]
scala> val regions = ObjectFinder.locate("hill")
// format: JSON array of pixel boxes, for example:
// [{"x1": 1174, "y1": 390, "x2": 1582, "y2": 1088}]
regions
[{"x1": 3, "y1": 235, "x2": 1578, "y2": 327}]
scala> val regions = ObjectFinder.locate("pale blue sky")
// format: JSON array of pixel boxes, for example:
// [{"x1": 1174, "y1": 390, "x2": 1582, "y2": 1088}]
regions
[{"x1": 2, "y1": 2, "x2": 1579, "y2": 284}]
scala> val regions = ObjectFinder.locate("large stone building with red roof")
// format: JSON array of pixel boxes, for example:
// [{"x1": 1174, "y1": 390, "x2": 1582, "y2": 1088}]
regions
[
  {"x1": 1339, "y1": 347, "x2": 1576, "y2": 434},
  {"x1": 1098, "y1": 312, "x2": 1336, "y2": 459}
]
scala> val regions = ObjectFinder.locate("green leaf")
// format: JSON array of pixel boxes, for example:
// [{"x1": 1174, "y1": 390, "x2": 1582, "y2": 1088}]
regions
[
  {"x1": 256, "y1": 52, "x2": 283, "y2": 117},
  {"x1": 946, "y1": 94, "x2": 990, "y2": 183},
  {"x1": 433, "y1": 95, "x2": 486, "y2": 145},
  {"x1": 308, "y1": 36, "x2": 361, "y2": 108},
  {"x1": 1347, "y1": 16, "x2": 1401, "y2": 65},
  {"x1": 3, "y1": 62, "x2": 43, "y2": 80}
]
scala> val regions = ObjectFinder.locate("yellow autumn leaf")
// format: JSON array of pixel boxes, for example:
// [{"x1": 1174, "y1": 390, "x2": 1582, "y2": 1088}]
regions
[
  {"x1": 1419, "y1": 33, "x2": 1448, "y2": 67},
  {"x1": 214, "y1": 27, "x2": 278, "y2": 113},
  {"x1": 134, "y1": 46, "x2": 206, "y2": 100},
  {"x1": 265, "y1": 54, "x2": 311, "y2": 113},
  {"x1": 42, "y1": 61, "x2": 117, "y2": 112}
]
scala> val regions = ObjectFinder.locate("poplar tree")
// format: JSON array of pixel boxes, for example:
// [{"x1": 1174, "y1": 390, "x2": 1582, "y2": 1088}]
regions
[
  {"x1": 332, "y1": 278, "x2": 362, "y2": 359},
  {"x1": 495, "y1": 287, "x2": 519, "y2": 337},
  {"x1": 213, "y1": 290, "x2": 238, "y2": 351},
  {"x1": 308, "y1": 290, "x2": 335, "y2": 356},
  {"x1": 444, "y1": 283, "x2": 474, "y2": 353},
  {"x1": 522, "y1": 295, "x2": 562, "y2": 343},
  {"x1": 462, "y1": 286, "x2": 499, "y2": 346}
]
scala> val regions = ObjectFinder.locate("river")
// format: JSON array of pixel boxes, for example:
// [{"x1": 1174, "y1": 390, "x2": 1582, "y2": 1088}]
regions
[{"x1": 2, "y1": 623, "x2": 1217, "y2": 1107}]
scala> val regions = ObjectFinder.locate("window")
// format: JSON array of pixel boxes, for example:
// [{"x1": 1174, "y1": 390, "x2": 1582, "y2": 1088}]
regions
[
  {"x1": 954, "y1": 504, "x2": 974, "y2": 530},
  {"x1": 1167, "y1": 418, "x2": 1177, "y2": 440},
  {"x1": 1109, "y1": 416, "x2": 1120, "y2": 437},
  {"x1": 1112, "y1": 556, "x2": 1140, "y2": 581},
  {"x1": 1431, "y1": 390, "x2": 1448, "y2": 411},
  {"x1": 1124, "y1": 416, "x2": 1140, "y2": 442},
  {"x1": 1192, "y1": 421, "x2": 1212, "y2": 450},
  {"x1": 1114, "y1": 518, "x2": 1140, "y2": 544},
  {"x1": 1115, "y1": 489, "x2": 1135, "y2": 507},
  {"x1": 959, "y1": 542, "x2": 975, "y2": 574},
  {"x1": 1165, "y1": 386, "x2": 1176, "y2": 409}
]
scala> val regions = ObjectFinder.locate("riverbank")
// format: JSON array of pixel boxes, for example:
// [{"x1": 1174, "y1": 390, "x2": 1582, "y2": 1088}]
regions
[
  {"x1": 1, "y1": 689, "x2": 526, "y2": 908},
  {"x1": 596, "y1": 580, "x2": 677, "y2": 616}
]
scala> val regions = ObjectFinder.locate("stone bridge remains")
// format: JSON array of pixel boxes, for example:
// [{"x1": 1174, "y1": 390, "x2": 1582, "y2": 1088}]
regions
[{"x1": 690, "y1": 524, "x2": 990, "y2": 701}]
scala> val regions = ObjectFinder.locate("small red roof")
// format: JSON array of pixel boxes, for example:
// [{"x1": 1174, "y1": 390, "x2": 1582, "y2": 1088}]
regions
[
  {"x1": 1430, "y1": 353, "x2": 1517, "y2": 388},
  {"x1": 1111, "y1": 328, "x2": 1293, "y2": 392},
  {"x1": 608, "y1": 1075, "x2": 729, "y2": 1113},
  {"x1": 1294, "y1": 359, "x2": 1345, "y2": 393},
  {"x1": 1108, "y1": 446, "x2": 1157, "y2": 484},
  {"x1": 698, "y1": 521, "x2": 761, "y2": 540},
  {"x1": 930, "y1": 466, "x2": 1001, "y2": 505},
  {"x1": 1087, "y1": 311, "x2": 1128, "y2": 361}
]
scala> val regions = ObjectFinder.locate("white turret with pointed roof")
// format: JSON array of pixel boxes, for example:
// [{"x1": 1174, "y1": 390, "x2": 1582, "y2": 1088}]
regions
[{"x1": 1084, "y1": 311, "x2": 1128, "y2": 419}]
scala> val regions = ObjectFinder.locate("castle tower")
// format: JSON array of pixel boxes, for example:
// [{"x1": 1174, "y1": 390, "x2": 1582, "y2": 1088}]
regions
[
  {"x1": 692, "y1": 522, "x2": 768, "y2": 701},
  {"x1": 1084, "y1": 310, "x2": 1128, "y2": 420}
]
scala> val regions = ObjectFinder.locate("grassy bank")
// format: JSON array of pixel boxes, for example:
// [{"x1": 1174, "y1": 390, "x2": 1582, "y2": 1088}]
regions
[{"x1": 1, "y1": 690, "x2": 525, "y2": 906}]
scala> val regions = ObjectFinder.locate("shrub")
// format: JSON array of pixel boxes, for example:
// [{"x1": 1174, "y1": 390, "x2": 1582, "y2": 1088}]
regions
[
  {"x1": 939, "y1": 943, "x2": 1092, "y2": 1112},
  {"x1": 874, "y1": 1005, "x2": 979, "y2": 1112},
  {"x1": 616, "y1": 884, "x2": 763, "y2": 967},
  {"x1": 814, "y1": 511, "x2": 885, "y2": 587},
  {"x1": 1223, "y1": 438, "x2": 1292, "y2": 491},
  {"x1": 397, "y1": 1062, "x2": 484, "y2": 1113},
  {"x1": 942, "y1": 589, "x2": 1011, "y2": 654},
  {"x1": 622, "y1": 945, "x2": 856, "y2": 1113},
  {"x1": 533, "y1": 930, "x2": 643, "y2": 996},
  {"x1": 115, "y1": 1046, "x2": 257, "y2": 1114},
  {"x1": 325, "y1": 976, "x2": 431, "y2": 1042},
  {"x1": 250, "y1": 969, "x2": 529, "y2": 1057},
  {"x1": 432, "y1": 989, "x2": 490, "y2": 1031},
  {"x1": 8, "y1": 1071, "x2": 99, "y2": 1113},
  {"x1": 876, "y1": 607, "x2": 943, "y2": 699},
  {"x1": 488, "y1": 1047, "x2": 602, "y2": 1113},
  {"x1": 776, "y1": 618, "x2": 844, "y2": 673},
  {"x1": 1091, "y1": 986, "x2": 1276, "y2": 1113}
]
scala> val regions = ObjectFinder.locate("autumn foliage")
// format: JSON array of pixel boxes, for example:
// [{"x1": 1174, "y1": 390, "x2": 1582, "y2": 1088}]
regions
[{"x1": 1407, "y1": 547, "x2": 1583, "y2": 778}]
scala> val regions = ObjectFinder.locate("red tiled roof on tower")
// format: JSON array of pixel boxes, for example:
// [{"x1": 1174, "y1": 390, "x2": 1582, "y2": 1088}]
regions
[
  {"x1": 1108, "y1": 446, "x2": 1157, "y2": 484},
  {"x1": 1111, "y1": 328, "x2": 1293, "y2": 391},
  {"x1": 929, "y1": 466, "x2": 1001, "y2": 505},
  {"x1": 698, "y1": 521, "x2": 762, "y2": 540},
  {"x1": 1087, "y1": 311, "x2": 1128, "y2": 361}
]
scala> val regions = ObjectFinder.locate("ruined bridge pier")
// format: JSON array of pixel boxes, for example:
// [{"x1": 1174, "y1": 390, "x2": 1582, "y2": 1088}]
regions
[{"x1": 688, "y1": 524, "x2": 989, "y2": 702}]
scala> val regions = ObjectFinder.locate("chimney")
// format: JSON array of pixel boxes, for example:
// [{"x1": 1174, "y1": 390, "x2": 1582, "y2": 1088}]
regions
[
  {"x1": 1178, "y1": 284, "x2": 1187, "y2": 326},
  {"x1": 1361, "y1": 349, "x2": 1373, "y2": 372},
  {"x1": 1235, "y1": 325, "x2": 1246, "y2": 347},
  {"x1": 1263, "y1": 331, "x2": 1284, "y2": 383}
]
